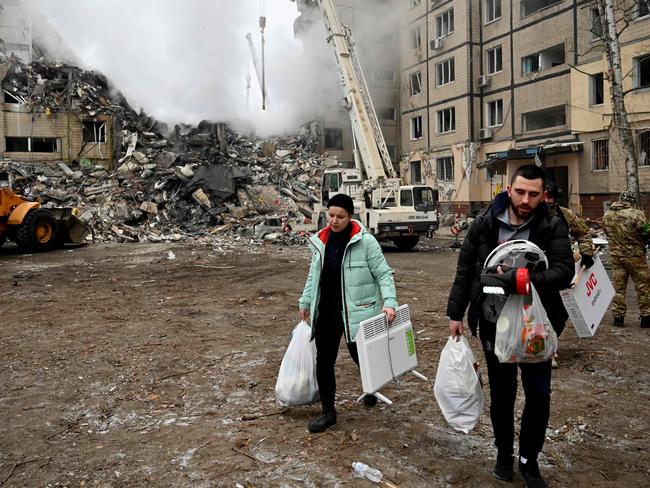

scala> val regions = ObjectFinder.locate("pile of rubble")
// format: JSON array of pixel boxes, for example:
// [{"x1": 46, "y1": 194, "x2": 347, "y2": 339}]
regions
[{"x1": 2, "y1": 57, "x2": 329, "y2": 246}]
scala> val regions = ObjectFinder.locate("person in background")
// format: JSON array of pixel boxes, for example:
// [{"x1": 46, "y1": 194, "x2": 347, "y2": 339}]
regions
[
  {"x1": 298, "y1": 193, "x2": 397, "y2": 433},
  {"x1": 601, "y1": 189, "x2": 650, "y2": 328},
  {"x1": 544, "y1": 182, "x2": 597, "y2": 367},
  {"x1": 446, "y1": 165, "x2": 574, "y2": 488}
]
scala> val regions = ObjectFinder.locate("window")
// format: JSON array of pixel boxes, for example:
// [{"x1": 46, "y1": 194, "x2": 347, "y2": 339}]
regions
[
  {"x1": 324, "y1": 128, "x2": 343, "y2": 150},
  {"x1": 5, "y1": 136, "x2": 58, "y2": 153},
  {"x1": 410, "y1": 116, "x2": 423, "y2": 140},
  {"x1": 523, "y1": 105, "x2": 566, "y2": 131},
  {"x1": 400, "y1": 189, "x2": 414, "y2": 207},
  {"x1": 410, "y1": 0, "x2": 421, "y2": 7},
  {"x1": 634, "y1": 54, "x2": 650, "y2": 89},
  {"x1": 522, "y1": 44, "x2": 565, "y2": 74},
  {"x1": 521, "y1": 0, "x2": 561, "y2": 18},
  {"x1": 437, "y1": 107, "x2": 456, "y2": 133},
  {"x1": 591, "y1": 8, "x2": 603, "y2": 40},
  {"x1": 638, "y1": 0, "x2": 649, "y2": 18},
  {"x1": 485, "y1": 0, "x2": 502, "y2": 23},
  {"x1": 410, "y1": 26, "x2": 422, "y2": 49},
  {"x1": 590, "y1": 72, "x2": 604, "y2": 106},
  {"x1": 592, "y1": 139, "x2": 609, "y2": 171},
  {"x1": 436, "y1": 9, "x2": 454, "y2": 38},
  {"x1": 410, "y1": 161, "x2": 422, "y2": 183},
  {"x1": 5, "y1": 137, "x2": 29, "y2": 152},
  {"x1": 83, "y1": 121, "x2": 107, "y2": 143},
  {"x1": 386, "y1": 144, "x2": 398, "y2": 160},
  {"x1": 378, "y1": 107, "x2": 396, "y2": 120},
  {"x1": 638, "y1": 130, "x2": 650, "y2": 166},
  {"x1": 437, "y1": 156, "x2": 454, "y2": 181},
  {"x1": 435, "y1": 58, "x2": 455, "y2": 86},
  {"x1": 373, "y1": 69, "x2": 396, "y2": 83},
  {"x1": 486, "y1": 46, "x2": 502, "y2": 74},
  {"x1": 410, "y1": 71, "x2": 422, "y2": 95},
  {"x1": 487, "y1": 99, "x2": 504, "y2": 126},
  {"x1": 4, "y1": 91, "x2": 21, "y2": 104}
]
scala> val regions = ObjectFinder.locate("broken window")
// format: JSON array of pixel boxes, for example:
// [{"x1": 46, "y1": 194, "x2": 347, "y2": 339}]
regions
[
  {"x1": 590, "y1": 72, "x2": 604, "y2": 106},
  {"x1": 5, "y1": 137, "x2": 29, "y2": 152},
  {"x1": 386, "y1": 144, "x2": 398, "y2": 160},
  {"x1": 410, "y1": 26, "x2": 422, "y2": 49},
  {"x1": 437, "y1": 107, "x2": 456, "y2": 133},
  {"x1": 485, "y1": 0, "x2": 502, "y2": 23},
  {"x1": 436, "y1": 156, "x2": 454, "y2": 181},
  {"x1": 435, "y1": 58, "x2": 455, "y2": 86},
  {"x1": 410, "y1": 160, "x2": 422, "y2": 183},
  {"x1": 522, "y1": 44, "x2": 565, "y2": 75},
  {"x1": 410, "y1": 71, "x2": 422, "y2": 96},
  {"x1": 410, "y1": 0, "x2": 422, "y2": 7},
  {"x1": 436, "y1": 9, "x2": 454, "y2": 38},
  {"x1": 486, "y1": 46, "x2": 502, "y2": 74},
  {"x1": 31, "y1": 138, "x2": 58, "y2": 152},
  {"x1": 638, "y1": 130, "x2": 650, "y2": 166},
  {"x1": 521, "y1": 0, "x2": 561, "y2": 17},
  {"x1": 591, "y1": 8, "x2": 603, "y2": 40},
  {"x1": 523, "y1": 105, "x2": 566, "y2": 131},
  {"x1": 592, "y1": 139, "x2": 609, "y2": 171},
  {"x1": 4, "y1": 91, "x2": 21, "y2": 104},
  {"x1": 378, "y1": 107, "x2": 396, "y2": 120},
  {"x1": 410, "y1": 116, "x2": 423, "y2": 140},
  {"x1": 634, "y1": 54, "x2": 650, "y2": 89},
  {"x1": 324, "y1": 128, "x2": 343, "y2": 150},
  {"x1": 638, "y1": 0, "x2": 649, "y2": 18},
  {"x1": 83, "y1": 121, "x2": 107, "y2": 143},
  {"x1": 487, "y1": 99, "x2": 504, "y2": 127}
]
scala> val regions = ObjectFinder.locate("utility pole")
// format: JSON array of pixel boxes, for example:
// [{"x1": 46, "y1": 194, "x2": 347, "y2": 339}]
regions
[{"x1": 595, "y1": 0, "x2": 641, "y2": 206}]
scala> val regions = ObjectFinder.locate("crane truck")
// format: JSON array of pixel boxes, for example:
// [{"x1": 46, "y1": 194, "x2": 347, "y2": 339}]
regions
[{"x1": 307, "y1": 0, "x2": 438, "y2": 250}]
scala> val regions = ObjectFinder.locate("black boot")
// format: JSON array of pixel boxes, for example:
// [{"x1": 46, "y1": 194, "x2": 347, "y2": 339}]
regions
[
  {"x1": 493, "y1": 453, "x2": 513, "y2": 481},
  {"x1": 641, "y1": 316, "x2": 650, "y2": 328},
  {"x1": 519, "y1": 459, "x2": 547, "y2": 488},
  {"x1": 308, "y1": 409, "x2": 337, "y2": 433},
  {"x1": 613, "y1": 316, "x2": 625, "y2": 327},
  {"x1": 363, "y1": 394, "x2": 377, "y2": 407}
]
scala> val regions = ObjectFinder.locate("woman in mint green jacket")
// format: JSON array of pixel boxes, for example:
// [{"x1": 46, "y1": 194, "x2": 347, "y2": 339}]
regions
[{"x1": 298, "y1": 194, "x2": 398, "y2": 433}]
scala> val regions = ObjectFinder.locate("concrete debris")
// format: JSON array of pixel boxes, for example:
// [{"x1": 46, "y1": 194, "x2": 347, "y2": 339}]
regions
[{"x1": 1, "y1": 56, "x2": 328, "y2": 249}]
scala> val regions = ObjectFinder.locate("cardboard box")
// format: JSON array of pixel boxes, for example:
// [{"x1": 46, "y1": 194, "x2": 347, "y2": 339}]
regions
[{"x1": 560, "y1": 255, "x2": 614, "y2": 338}]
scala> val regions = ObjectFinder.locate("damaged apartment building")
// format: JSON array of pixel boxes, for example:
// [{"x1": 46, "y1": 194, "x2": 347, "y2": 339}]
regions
[
  {"x1": 0, "y1": 0, "x2": 116, "y2": 168},
  {"x1": 400, "y1": 0, "x2": 650, "y2": 218}
]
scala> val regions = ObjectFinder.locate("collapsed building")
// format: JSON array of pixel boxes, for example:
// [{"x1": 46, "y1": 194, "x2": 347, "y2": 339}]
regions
[{"x1": 0, "y1": 55, "x2": 326, "y2": 246}]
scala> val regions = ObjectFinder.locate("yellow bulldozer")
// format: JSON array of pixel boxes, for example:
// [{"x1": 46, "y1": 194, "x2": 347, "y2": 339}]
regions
[{"x1": 0, "y1": 187, "x2": 92, "y2": 252}]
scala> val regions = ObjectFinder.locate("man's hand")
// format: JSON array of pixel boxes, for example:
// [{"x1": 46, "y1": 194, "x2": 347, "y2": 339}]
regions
[
  {"x1": 383, "y1": 307, "x2": 396, "y2": 323},
  {"x1": 580, "y1": 254, "x2": 595, "y2": 269},
  {"x1": 299, "y1": 309, "x2": 310, "y2": 322},
  {"x1": 449, "y1": 319, "x2": 464, "y2": 339}
]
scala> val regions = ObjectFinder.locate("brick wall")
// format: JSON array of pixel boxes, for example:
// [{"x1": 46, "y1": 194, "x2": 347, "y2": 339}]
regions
[{"x1": 581, "y1": 193, "x2": 650, "y2": 220}]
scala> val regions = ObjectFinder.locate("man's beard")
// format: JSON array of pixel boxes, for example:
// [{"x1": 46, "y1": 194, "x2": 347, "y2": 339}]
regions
[{"x1": 510, "y1": 201, "x2": 533, "y2": 219}]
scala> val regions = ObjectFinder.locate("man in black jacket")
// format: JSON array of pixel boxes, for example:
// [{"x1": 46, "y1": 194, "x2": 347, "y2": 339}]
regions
[{"x1": 446, "y1": 165, "x2": 574, "y2": 488}]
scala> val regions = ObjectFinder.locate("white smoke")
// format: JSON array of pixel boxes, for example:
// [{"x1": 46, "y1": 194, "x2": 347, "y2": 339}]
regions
[{"x1": 26, "y1": 0, "x2": 321, "y2": 135}]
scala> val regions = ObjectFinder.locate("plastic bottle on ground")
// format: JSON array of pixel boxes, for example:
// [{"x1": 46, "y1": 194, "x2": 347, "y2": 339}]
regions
[{"x1": 352, "y1": 461, "x2": 383, "y2": 483}]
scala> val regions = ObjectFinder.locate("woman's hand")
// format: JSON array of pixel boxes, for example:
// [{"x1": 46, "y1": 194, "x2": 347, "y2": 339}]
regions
[
  {"x1": 299, "y1": 309, "x2": 310, "y2": 322},
  {"x1": 383, "y1": 307, "x2": 396, "y2": 323}
]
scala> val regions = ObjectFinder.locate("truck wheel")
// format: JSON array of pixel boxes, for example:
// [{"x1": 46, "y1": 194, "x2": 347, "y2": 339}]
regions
[
  {"x1": 392, "y1": 236, "x2": 419, "y2": 251},
  {"x1": 14, "y1": 209, "x2": 60, "y2": 252}
]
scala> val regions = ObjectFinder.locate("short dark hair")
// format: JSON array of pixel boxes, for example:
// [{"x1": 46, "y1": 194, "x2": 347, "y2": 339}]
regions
[{"x1": 510, "y1": 164, "x2": 546, "y2": 186}]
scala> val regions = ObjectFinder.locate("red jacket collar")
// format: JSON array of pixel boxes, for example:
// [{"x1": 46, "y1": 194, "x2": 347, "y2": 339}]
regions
[{"x1": 318, "y1": 220, "x2": 362, "y2": 245}]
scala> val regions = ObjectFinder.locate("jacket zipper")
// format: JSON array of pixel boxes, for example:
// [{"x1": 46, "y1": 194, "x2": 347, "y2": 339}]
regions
[{"x1": 341, "y1": 235, "x2": 360, "y2": 342}]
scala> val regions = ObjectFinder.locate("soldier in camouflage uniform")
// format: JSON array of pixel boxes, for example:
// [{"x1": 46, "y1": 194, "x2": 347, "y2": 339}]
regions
[{"x1": 601, "y1": 190, "x2": 650, "y2": 328}]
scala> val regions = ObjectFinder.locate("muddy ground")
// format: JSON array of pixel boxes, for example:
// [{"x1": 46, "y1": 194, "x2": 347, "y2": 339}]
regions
[{"x1": 1, "y1": 238, "x2": 648, "y2": 488}]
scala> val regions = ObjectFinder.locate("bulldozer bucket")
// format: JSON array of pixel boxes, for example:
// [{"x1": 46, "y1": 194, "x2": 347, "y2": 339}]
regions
[{"x1": 48, "y1": 208, "x2": 92, "y2": 244}]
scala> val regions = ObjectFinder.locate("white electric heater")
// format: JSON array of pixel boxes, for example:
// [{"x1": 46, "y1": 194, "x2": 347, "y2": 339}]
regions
[{"x1": 356, "y1": 304, "x2": 427, "y2": 405}]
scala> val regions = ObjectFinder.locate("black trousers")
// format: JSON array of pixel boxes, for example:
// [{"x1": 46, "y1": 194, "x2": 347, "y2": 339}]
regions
[
  {"x1": 314, "y1": 310, "x2": 359, "y2": 412},
  {"x1": 478, "y1": 318, "x2": 552, "y2": 461}
]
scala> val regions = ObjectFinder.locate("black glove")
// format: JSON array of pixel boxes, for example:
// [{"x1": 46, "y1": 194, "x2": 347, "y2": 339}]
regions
[{"x1": 580, "y1": 254, "x2": 595, "y2": 269}]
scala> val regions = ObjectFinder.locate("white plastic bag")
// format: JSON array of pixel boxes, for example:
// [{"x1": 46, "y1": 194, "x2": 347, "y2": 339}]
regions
[
  {"x1": 494, "y1": 284, "x2": 558, "y2": 363},
  {"x1": 275, "y1": 321, "x2": 320, "y2": 406},
  {"x1": 433, "y1": 336, "x2": 484, "y2": 434}
]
